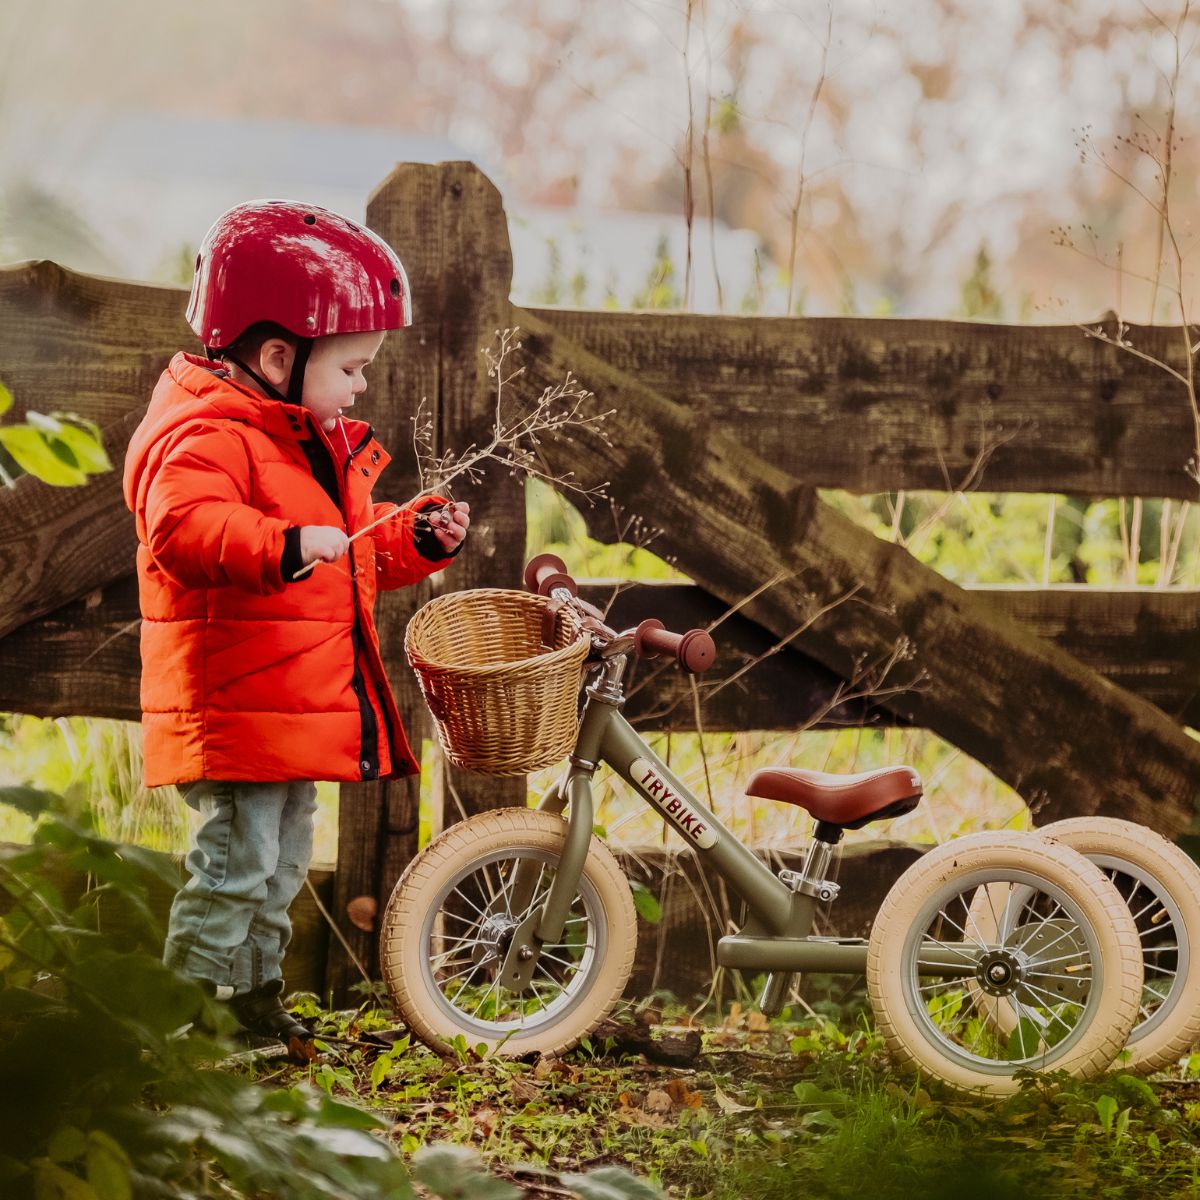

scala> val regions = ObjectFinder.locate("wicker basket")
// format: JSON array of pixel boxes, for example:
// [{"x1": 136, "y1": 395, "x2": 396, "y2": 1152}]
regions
[{"x1": 405, "y1": 588, "x2": 590, "y2": 776}]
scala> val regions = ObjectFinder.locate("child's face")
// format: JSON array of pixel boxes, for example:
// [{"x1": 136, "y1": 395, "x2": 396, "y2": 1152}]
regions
[{"x1": 300, "y1": 330, "x2": 386, "y2": 432}]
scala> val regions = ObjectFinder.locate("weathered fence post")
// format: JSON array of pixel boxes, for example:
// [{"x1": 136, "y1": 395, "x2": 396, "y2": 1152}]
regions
[{"x1": 325, "y1": 162, "x2": 526, "y2": 999}]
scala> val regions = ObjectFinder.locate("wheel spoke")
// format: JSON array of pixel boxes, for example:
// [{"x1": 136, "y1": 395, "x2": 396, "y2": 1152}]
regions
[
  {"x1": 1130, "y1": 893, "x2": 1163, "y2": 924},
  {"x1": 439, "y1": 960, "x2": 486, "y2": 986},
  {"x1": 929, "y1": 909, "x2": 989, "y2": 954},
  {"x1": 450, "y1": 884, "x2": 490, "y2": 920},
  {"x1": 470, "y1": 973, "x2": 501, "y2": 1018},
  {"x1": 980, "y1": 883, "x2": 1015, "y2": 946}
]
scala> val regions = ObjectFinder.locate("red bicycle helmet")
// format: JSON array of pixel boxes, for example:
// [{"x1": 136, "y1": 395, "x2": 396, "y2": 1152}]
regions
[{"x1": 186, "y1": 199, "x2": 412, "y2": 350}]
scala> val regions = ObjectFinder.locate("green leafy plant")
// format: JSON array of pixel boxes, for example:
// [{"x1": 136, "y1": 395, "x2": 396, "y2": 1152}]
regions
[
  {"x1": 0, "y1": 785, "x2": 414, "y2": 1200},
  {"x1": 0, "y1": 379, "x2": 110, "y2": 488}
]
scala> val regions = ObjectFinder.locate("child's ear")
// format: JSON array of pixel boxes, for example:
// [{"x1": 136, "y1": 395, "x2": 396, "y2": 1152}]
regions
[{"x1": 259, "y1": 338, "x2": 295, "y2": 388}]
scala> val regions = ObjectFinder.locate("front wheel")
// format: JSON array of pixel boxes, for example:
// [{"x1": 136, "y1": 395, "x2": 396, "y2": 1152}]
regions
[
  {"x1": 867, "y1": 832, "x2": 1143, "y2": 1095},
  {"x1": 379, "y1": 808, "x2": 637, "y2": 1056}
]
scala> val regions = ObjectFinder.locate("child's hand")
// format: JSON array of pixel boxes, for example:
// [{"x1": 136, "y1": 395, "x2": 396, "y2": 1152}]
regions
[
  {"x1": 300, "y1": 525, "x2": 350, "y2": 565},
  {"x1": 430, "y1": 501, "x2": 470, "y2": 553}
]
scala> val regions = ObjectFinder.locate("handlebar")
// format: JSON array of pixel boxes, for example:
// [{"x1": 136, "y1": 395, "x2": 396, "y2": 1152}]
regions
[
  {"x1": 524, "y1": 554, "x2": 716, "y2": 675},
  {"x1": 524, "y1": 553, "x2": 578, "y2": 598},
  {"x1": 634, "y1": 619, "x2": 717, "y2": 674}
]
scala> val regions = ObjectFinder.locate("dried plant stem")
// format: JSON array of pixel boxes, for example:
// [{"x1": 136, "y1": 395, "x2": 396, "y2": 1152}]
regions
[
  {"x1": 1042, "y1": 495, "x2": 1057, "y2": 585},
  {"x1": 699, "y1": 0, "x2": 723, "y2": 311},
  {"x1": 889, "y1": 490, "x2": 907, "y2": 543},
  {"x1": 785, "y1": 4, "x2": 832, "y2": 315},
  {"x1": 303, "y1": 876, "x2": 375, "y2": 993},
  {"x1": 681, "y1": 0, "x2": 696, "y2": 310},
  {"x1": 1162, "y1": 499, "x2": 1191, "y2": 585},
  {"x1": 902, "y1": 430, "x2": 1020, "y2": 558},
  {"x1": 699, "y1": 584, "x2": 862, "y2": 706},
  {"x1": 413, "y1": 327, "x2": 613, "y2": 501}
]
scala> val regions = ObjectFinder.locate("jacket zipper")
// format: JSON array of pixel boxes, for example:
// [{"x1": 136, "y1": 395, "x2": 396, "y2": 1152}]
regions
[{"x1": 312, "y1": 419, "x2": 381, "y2": 781}]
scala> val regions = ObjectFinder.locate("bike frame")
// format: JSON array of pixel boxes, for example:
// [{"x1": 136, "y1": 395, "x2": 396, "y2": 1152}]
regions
[{"x1": 495, "y1": 650, "x2": 976, "y2": 1000}]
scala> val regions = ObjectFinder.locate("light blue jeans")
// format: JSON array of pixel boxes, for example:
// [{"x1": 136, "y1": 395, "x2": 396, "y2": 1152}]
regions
[{"x1": 163, "y1": 780, "x2": 319, "y2": 996}]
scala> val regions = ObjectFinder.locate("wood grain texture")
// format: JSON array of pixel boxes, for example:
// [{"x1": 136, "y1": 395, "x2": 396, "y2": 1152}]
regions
[
  {"x1": 0, "y1": 260, "x2": 187, "y2": 428},
  {"x1": 0, "y1": 261, "x2": 187, "y2": 642},
  {"x1": 383, "y1": 162, "x2": 527, "y2": 824},
  {"x1": 517, "y1": 308, "x2": 1200, "y2": 834},
  {"x1": 531, "y1": 306, "x2": 1200, "y2": 500},
  {"x1": 326, "y1": 163, "x2": 530, "y2": 999}
]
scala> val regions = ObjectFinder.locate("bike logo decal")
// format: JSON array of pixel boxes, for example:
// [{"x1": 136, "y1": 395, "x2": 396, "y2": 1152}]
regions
[{"x1": 630, "y1": 758, "x2": 717, "y2": 849}]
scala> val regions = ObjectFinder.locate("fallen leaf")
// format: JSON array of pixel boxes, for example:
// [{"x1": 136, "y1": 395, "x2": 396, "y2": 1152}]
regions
[
  {"x1": 616, "y1": 1108, "x2": 667, "y2": 1128},
  {"x1": 533, "y1": 1054, "x2": 569, "y2": 1080},
  {"x1": 644, "y1": 1089, "x2": 674, "y2": 1115},
  {"x1": 665, "y1": 1079, "x2": 703, "y2": 1109},
  {"x1": 713, "y1": 1085, "x2": 754, "y2": 1114}
]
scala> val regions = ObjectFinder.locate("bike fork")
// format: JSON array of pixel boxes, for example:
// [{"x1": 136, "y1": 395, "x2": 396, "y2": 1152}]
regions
[{"x1": 497, "y1": 770, "x2": 593, "y2": 991}]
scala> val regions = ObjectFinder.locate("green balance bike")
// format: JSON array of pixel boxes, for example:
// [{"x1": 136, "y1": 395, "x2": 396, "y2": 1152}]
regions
[{"x1": 380, "y1": 556, "x2": 1166, "y2": 1094}]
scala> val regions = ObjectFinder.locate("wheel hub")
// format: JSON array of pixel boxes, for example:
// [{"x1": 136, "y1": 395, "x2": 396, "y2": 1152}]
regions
[
  {"x1": 977, "y1": 948, "x2": 1025, "y2": 996},
  {"x1": 471, "y1": 913, "x2": 517, "y2": 967}
]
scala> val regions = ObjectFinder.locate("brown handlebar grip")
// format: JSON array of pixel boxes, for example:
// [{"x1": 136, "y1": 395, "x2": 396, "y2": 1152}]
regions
[
  {"x1": 676, "y1": 628, "x2": 717, "y2": 673},
  {"x1": 634, "y1": 619, "x2": 716, "y2": 674},
  {"x1": 524, "y1": 553, "x2": 578, "y2": 598}
]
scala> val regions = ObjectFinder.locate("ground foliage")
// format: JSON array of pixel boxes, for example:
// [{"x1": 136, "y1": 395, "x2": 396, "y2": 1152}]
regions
[{"x1": 254, "y1": 989, "x2": 1200, "y2": 1200}]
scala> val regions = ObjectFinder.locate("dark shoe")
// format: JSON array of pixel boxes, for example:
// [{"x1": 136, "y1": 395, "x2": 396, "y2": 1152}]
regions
[{"x1": 230, "y1": 979, "x2": 317, "y2": 1063}]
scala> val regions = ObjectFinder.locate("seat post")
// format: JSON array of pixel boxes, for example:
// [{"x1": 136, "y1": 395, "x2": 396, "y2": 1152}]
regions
[
  {"x1": 798, "y1": 823, "x2": 842, "y2": 887},
  {"x1": 760, "y1": 822, "x2": 845, "y2": 1018}
]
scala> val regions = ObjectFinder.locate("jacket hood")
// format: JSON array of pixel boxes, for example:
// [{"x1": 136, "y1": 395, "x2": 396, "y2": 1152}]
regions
[{"x1": 123, "y1": 351, "x2": 370, "y2": 517}]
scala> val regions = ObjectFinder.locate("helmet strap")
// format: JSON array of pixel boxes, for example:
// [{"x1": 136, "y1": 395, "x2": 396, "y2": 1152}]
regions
[
  {"x1": 287, "y1": 337, "x2": 314, "y2": 407},
  {"x1": 220, "y1": 336, "x2": 314, "y2": 409}
]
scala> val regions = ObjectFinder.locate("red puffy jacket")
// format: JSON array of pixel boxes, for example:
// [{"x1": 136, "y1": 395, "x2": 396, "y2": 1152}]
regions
[{"x1": 123, "y1": 352, "x2": 452, "y2": 787}]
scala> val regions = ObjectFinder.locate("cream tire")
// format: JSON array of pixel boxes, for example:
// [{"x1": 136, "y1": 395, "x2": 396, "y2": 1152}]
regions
[
  {"x1": 379, "y1": 808, "x2": 636, "y2": 1056},
  {"x1": 1027, "y1": 818, "x2": 1200, "y2": 1072},
  {"x1": 867, "y1": 831, "x2": 1143, "y2": 1095}
]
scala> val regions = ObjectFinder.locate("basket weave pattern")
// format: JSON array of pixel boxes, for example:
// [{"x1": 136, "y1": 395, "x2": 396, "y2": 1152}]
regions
[{"x1": 405, "y1": 588, "x2": 589, "y2": 776}]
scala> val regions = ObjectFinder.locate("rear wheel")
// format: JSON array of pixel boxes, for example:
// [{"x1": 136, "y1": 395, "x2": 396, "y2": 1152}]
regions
[
  {"x1": 379, "y1": 808, "x2": 636, "y2": 1056},
  {"x1": 868, "y1": 832, "x2": 1143, "y2": 1094},
  {"x1": 980, "y1": 818, "x2": 1200, "y2": 1073}
]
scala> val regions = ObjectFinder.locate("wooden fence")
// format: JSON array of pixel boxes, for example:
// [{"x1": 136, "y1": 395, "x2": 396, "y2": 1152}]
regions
[{"x1": 2, "y1": 161, "x2": 1200, "y2": 1000}]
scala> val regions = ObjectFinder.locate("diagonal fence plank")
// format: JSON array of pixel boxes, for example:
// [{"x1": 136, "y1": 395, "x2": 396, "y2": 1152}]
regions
[{"x1": 516, "y1": 307, "x2": 1200, "y2": 835}]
